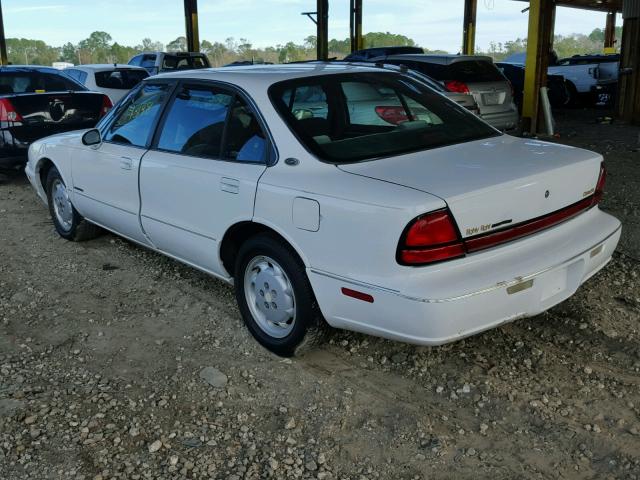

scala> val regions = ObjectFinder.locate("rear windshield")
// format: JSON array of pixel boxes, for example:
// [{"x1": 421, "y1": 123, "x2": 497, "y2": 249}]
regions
[
  {"x1": 392, "y1": 59, "x2": 503, "y2": 83},
  {"x1": 94, "y1": 69, "x2": 149, "y2": 89},
  {"x1": 161, "y1": 55, "x2": 209, "y2": 71},
  {"x1": 269, "y1": 72, "x2": 499, "y2": 163},
  {"x1": 0, "y1": 71, "x2": 86, "y2": 94}
]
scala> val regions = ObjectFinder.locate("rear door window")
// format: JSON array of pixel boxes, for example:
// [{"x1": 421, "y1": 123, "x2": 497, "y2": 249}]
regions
[
  {"x1": 157, "y1": 85, "x2": 232, "y2": 158},
  {"x1": 94, "y1": 69, "x2": 149, "y2": 89},
  {"x1": 104, "y1": 83, "x2": 171, "y2": 147}
]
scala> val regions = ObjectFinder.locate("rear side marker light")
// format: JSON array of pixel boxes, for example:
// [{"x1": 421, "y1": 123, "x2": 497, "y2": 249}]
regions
[
  {"x1": 341, "y1": 287, "x2": 374, "y2": 303},
  {"x1": 375, "y1": 106, "x2": 408, "y2": 125},
  {"x1": 444, "y1": 80, "x2": 470, "y2": 94},
  {"x1": 100, "y1": 95, "x2": 113, "y2": 117},
  {"x1": 592, "y1": 162, "x2": 606, "y2": 205},
  {"x1": 0, "y1": 98, "x2": 23, "y2": 122}
]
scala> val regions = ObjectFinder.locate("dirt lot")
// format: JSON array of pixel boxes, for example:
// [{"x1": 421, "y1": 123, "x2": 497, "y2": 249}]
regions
[{"x1": 1, "y1": 108, "x2": 639, "y2": 480}]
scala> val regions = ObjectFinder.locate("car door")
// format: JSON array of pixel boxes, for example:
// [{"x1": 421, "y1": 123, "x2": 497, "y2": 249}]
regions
[
  {"x1": 72, "y1": 81, "x2": 173, "y2": 244},
  {"x1": 139, "y1": 82, "x2": 268, "y2": 275}
]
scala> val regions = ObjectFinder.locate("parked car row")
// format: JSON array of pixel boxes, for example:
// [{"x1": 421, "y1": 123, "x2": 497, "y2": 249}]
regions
[{"x1": 23, "y1": 63, "x2": 620, "y2": 356}]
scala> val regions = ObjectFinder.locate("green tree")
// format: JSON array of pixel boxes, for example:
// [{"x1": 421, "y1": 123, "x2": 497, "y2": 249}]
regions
[{"x1": 166, "y1": 36, "x2": 187, "y2": 52}]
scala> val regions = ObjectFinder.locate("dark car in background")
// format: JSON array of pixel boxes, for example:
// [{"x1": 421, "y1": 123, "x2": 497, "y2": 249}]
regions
[
  {"x1": 496, "y1": 62, "x2": 569, "y2": 111},
  {"x1": 128, "y1": 51, "x2": 211, "y2": 75},
  {"x1": 0, "y1": 66, "x2": 112, "y2": 168},
  {"x1": 346, "y1": 51, "x2": 518, "y2": 130}
]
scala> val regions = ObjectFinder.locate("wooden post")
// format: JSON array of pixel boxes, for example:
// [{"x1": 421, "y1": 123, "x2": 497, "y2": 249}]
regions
[
  {"x1": 618, "y1": 0, "x2": 640, "y2": 123},
  {"x1": 522, "y1": 0, "x2": 555, "y2": 134},
  {"x1": 317, "y1": 0, "x2": 329, "y2": 60},
  {"x1": 604, "y1": 11, "x2": 617, "y2": 53},
  {"x1": 462, "y1": 0, "x2": 478, "y2": 55},
  {"x1": 0, "y1": 0, "x2": 8, "y2": 65},
  {"x1": 184, "y1": 0, "x2": 199, "y2": 52},
  {"x1": 350, "y1": 0, "x2": 363, "y2": 52}
]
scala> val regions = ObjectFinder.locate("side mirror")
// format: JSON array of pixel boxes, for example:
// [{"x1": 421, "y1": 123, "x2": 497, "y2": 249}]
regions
[{"x1": 82, "y1": 129, "x2": 101, "y2": 146}]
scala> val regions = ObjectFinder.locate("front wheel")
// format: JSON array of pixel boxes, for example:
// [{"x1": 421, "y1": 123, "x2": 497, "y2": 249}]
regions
[
  {"x1": 234, "y1": 234, "x2": 327, "y2": 356},
  {"x1": 46, "y1": 167, "x2": 100, "y2": 241}
]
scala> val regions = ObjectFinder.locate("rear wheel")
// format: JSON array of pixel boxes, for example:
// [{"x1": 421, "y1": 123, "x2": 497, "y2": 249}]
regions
[
  {"x1": 234, "y1": 234, "x2": 327, "y2": 356},
  {"x1": 46, "y1": 167, "x2": 100, "y2": 241}
]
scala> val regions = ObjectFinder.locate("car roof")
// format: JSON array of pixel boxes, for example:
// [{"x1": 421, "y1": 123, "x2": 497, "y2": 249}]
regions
[
  {"x1": 151, "y1": 63, "x2": 394, "y2": 86},
  {"x1": 67, "y1": 64, "x2": 148, "y2": 71},
  {"x1": 0, "y1": 65, "x2": 64, "y2": 73},
  {"x1": 380, "y1": 54, "x2": 494, "y2": 65}
]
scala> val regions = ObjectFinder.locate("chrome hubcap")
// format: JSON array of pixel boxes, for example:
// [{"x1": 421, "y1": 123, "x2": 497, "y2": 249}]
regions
[
  {"x1": 244, "y1": 255, "x2": 296, "y2": 338},
  {"x1": 51, "y1": 179, "x2": 73, "y2": 232}
]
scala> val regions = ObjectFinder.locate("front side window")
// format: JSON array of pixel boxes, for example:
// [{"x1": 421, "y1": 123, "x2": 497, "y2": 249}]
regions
[
  {"x1": 103, "y1": 83, "x2": 170, "y2": 147},
  {"x1": 270, "y1": 72, "x2": 499, "y2": 163}
]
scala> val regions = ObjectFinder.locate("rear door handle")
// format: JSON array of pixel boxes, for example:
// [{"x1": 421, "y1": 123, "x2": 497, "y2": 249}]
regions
[
  {"x1": 220, "y1": 177, "x2": 240, "y2": 194},
  {"x1": 120, "y1": 156, "x2": 134, "y2": 170}
]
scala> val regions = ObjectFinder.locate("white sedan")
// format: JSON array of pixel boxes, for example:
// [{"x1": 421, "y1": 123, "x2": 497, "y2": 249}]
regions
[
  {"x1": 64, "y1": 64, "x2": 149, "y2": 104},
  {"x1": 25, "y1": 64, "x2": 621, "y2": 356}
]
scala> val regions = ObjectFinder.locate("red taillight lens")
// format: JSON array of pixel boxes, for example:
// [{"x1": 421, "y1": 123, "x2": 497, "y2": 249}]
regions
[
  {"x1": 399, "y1": 209, "x2": 466, "y2": 265},
  {"x1": 375, "y1": 106, "x2": 408, "y2": 125},
  {"x1": 593, "y1": 162, "x2": 606, "y2": 205},
  {"x1": 444, "y1": 80, "x2": 470, "y2": 94},
  {"x1": 0, "y1": 98, "x2": 23, "y2": 122},
  {"x1": 100, "y1": 95, "x2": 113, "y2": 117}
]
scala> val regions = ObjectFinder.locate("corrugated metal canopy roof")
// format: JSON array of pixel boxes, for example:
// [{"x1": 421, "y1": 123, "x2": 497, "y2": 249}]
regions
[{"x1": 515, "y1": 0, "x2": 623, "y2": 12}]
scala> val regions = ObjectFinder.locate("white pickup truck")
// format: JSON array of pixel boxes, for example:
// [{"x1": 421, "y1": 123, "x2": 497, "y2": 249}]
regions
[{"x1": 504, "y1": 53, "x2": 619, "y2": 105}]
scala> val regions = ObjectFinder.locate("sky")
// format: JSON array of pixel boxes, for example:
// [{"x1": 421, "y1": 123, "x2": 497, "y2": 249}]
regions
[{"x1": 3, "y1": 0, "x2": 621, "y2": 53}]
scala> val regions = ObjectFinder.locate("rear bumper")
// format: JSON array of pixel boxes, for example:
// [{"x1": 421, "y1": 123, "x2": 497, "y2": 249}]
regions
[
  {"x1": 479, "y1": 109, "x2": 519, "y2": 131},
  {"x1": 0, "y1": 130, "x2": 29, "y2": 167},
  {"x1": 308, "y1": 207, "x2": 621, "y2": 346}
]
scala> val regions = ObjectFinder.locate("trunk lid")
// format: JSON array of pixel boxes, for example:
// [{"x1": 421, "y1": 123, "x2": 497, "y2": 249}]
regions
[
  {"x1": 467, "y1": 80, "x2": 514, "y2": 115},
  {"x1": 5, "y1": 91, "x2": 105, "y2": 143},
  {"x1": 338, "y1": 135, "x2": 602, "y2": 238}
]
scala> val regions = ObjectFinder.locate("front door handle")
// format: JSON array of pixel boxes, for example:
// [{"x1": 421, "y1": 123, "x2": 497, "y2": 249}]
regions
[
  {"x1": 120, "y1": 156, "x2": 133, "y2": 170},
  {"x1": 220, "y1": 177, "x2": 239, "y2": 194}
]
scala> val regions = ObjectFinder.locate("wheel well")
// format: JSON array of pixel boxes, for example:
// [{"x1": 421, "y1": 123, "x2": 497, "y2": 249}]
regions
[
  {"x1": 37, "y1": 158, "x2": 55, "y2": 193},
  {"x1": 220, "y1": 222, "x2": 305, "y2": 277}
]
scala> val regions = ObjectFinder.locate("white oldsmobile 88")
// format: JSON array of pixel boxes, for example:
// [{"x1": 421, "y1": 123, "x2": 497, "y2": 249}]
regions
[{"x1": 25, "y1": 64, "x2": 621, "y2": 356}]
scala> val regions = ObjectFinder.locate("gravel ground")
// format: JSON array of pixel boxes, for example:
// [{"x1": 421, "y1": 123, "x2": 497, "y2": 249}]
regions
[{"x1": 1, "y1": 109, "x2": 639, "y2": 480}]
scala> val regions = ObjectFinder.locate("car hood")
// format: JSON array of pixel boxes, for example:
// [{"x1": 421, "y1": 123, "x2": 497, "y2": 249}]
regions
[{"x1": 337, "y1": 134, "x2": 603, "y2": 238}]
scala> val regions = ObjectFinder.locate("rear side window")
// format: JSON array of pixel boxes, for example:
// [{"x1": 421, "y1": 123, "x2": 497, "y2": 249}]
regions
[
  {"x1": 0, "y1": 71, "x2": 86, "y2": 93},
  {"x1": 95, "y1": 69, "x2": 149, "y2": 89},
  {"x1": 104, "y1": 83, "x2": 170, "y2": 147},
  {"x1": 65, "y1": 69, "x2": 88, "y2": 84},
  {"x1": 157, "y1": 85, "x2": 232, "y2": 157}
]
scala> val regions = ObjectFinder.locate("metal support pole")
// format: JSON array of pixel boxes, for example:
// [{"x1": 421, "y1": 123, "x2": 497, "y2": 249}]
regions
[
  {"x1": 522, "y1": 0, "x2": 555, "y2": 134},
  {"x1": 184, "y1": 0, "x2": 200, "y2": 52},
  {"x1": 618, "y1": 0, "x2": 640, "y2": 123},
  {"x1": 604, "y1": 11, "x2": 617, "y2": 52},
  {"x1": 462, "y1": 0, "x2": 477, "y2": 55},
  {"x1": 317, "y1": 0, "x2": 329, "y2": 60},
  {"x1": 0, "y1": 0, "x2": 8, "y2": 65},
  {"x1": 350, "y1": 0, "x2": 363, "y2": 52}
]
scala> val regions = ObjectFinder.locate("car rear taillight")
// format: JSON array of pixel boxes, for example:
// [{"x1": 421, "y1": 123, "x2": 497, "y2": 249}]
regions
[
  {"x1": 398, "y1": 209, "x2": 466, "y2": 265},
  {"x1": 592, "y1": 162, "x2": 606, "y2": 205},
  {"x1": 100, "y1": 95, "x2": 113, "y2": 117},
  {"x1": 0, "y1": 98, "x2": 23, "y2": 122},
  {"x1": 444, "y1": 80, "x2": 470, "y2": 94},
  {"x1": 375, "y1": 106, "x2": 408, "y2": 125}
]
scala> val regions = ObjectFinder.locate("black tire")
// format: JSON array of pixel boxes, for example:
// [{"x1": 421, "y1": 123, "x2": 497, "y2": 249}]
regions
[
  {"x1": 565, "y1": 82, "x2": 580, "y2": 107},
  {"x1": 234, "y1": 233, "x2": 328, "y2": 356},
  {"x1": 46, "y1": 167, "x2": 100, "y2": 241}
]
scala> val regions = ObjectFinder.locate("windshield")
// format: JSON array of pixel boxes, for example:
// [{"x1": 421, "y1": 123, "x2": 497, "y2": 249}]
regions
[
  {"x1": 0, "y1": 71, "x2": 86, "y2": 94},
  {"x1": 161, "y1": 55, "x2": 209, "y2": 71},
  {"x1": 95, "y1": 69, "x2": 149, "y2": 89},
  {"x1": 269, "y1": 72, "x2": 499, "y2": 163}
]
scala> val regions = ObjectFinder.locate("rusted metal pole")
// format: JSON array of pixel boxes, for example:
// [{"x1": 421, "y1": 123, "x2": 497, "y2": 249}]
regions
[
  {"x1": 184, "y1": 0, "x2": 200, "y2": 52},
  {"x1": 462, "y1": 0, "x2": 478, "y2": 55}
]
